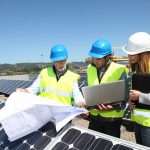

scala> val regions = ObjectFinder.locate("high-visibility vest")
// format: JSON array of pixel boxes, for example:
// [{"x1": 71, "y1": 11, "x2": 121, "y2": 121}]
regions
[
  {"x1": 131, "y1": 70, "x2": 150, "y2": 127},
  {"x1": 87, "y1": 62, "x2": 126, "y2": 118},
  {"x1": 38, "y1": 67, "x2": 80, "y2": 105}
]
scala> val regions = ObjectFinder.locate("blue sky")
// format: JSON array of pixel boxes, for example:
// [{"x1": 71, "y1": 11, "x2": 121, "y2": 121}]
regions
[{"x1": 0, "y1": 0, "x2": 150, "y2": 64}]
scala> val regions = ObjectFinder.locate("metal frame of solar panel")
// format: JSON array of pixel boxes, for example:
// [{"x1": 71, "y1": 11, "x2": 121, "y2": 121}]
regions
[
  {"x1": 0, "y1": 79, "x2": 33, "y2": 95},
  {"x1": 47, "y1": 125, "x2": 149, "y2": 150}
]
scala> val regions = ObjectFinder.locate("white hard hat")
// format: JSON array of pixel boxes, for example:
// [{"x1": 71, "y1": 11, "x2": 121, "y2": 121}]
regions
[{"x1": 122, "y1": 32, "x2": 150, "y2": 55}]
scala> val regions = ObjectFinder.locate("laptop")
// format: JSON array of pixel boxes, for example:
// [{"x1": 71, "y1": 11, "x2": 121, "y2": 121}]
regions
[{"x1": 82, "y1": 80, "x2": 125, "y2": 107}]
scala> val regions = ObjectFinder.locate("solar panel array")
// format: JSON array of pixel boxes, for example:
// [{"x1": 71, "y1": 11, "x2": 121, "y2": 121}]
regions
[{"x1": 0, "y1": 79, "x2": 33, "y2": 95}]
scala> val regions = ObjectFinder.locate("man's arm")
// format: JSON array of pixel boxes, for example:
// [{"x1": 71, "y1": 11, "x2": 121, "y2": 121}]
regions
[
  {"x1": 16, "y1": 75, "x2": 41, "y2": 95},
  {"x1": 72, "y1": 82, "x2": 86, "y2": 108}
]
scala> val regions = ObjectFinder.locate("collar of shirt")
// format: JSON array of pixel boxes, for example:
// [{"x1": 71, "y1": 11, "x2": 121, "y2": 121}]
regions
[
  {"x1": 92, "y1": 60, "x2": 111, "y2": 82},
  {"x1": 91, "y1": 60, "x2": 111, "y2": 70},
  {"x1": 53, "y1": 65, "x2": 68, "y2": 81}
]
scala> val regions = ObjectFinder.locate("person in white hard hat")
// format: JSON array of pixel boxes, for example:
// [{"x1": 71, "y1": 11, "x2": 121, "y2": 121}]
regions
[{"x1": 122, "y1": 32, "x2": 150, "y2": 147}]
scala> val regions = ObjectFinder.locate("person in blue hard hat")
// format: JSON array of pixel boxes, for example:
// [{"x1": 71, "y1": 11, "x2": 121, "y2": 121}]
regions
[
  {"x1": 85, "y1": 39, "x2": 129, "y2": 138},
  {"x1": 16, "y1": 44, "x2": 86, "y2": 108}
]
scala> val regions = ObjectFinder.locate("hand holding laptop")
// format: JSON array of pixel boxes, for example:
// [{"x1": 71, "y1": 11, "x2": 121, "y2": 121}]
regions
[{"x1": 97, "y1": 103, "x2": 114, "y2": 111}]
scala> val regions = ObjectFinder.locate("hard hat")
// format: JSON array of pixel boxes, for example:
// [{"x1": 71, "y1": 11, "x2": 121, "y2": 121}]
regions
[
  {"x1": 88, "y1": 39, "x2": 112, "y2": 58},
  {"x1": 50, "y1": 44, "x2": 68, "y2": 61},
  {"x1": 122, "y1": 32, "x2": 150, "y2": 55}
]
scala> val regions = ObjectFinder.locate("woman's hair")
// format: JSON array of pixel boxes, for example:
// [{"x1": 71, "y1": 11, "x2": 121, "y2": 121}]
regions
[{"x1": 130, "y1": 51, "x2": 150, "y2": 73}]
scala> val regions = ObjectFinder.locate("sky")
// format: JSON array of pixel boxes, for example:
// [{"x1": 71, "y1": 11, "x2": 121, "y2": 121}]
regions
[{"x1": 0, "y1": 0, "x2": 150, "y2": 64}]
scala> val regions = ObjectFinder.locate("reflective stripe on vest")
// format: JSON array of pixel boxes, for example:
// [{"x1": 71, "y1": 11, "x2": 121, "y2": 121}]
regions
[
  {"x1": 131, "y1": 109, "x2": 150, "y2": 127},
  {"x1": 134, "y1": 109, "x2": 150, "y2": 118},
  {"x1": 40, "y1": 87, "x2": 73, "y2": 97},
  {"x1": 132, "y1": 96, "x2": 150, "y2": 126},
  {"x1": 88, "y1": 62, "x2": 126, "y2": 117},
  {"x1": 38, "y1": 67, "x2": 80, "y2": 105}
]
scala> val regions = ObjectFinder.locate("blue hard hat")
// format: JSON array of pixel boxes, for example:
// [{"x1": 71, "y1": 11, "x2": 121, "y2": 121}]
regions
[
  {"x1": 88, "y1": 39, "x2": 113, "y2": 58},
  {"x1": 50, "y1": 44, "x2": 68, "y2": 61}
]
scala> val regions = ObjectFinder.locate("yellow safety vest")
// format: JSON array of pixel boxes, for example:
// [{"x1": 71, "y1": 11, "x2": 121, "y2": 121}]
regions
[
  {"x1": 131, "y1": 70, "x2": 150, "y2": 127},
  {"x1": 87, "y1": 62, "x2": 126, "y2": 118},
  {"x1": 38, "y1": 67, "x2": 80, "y2": 105}
]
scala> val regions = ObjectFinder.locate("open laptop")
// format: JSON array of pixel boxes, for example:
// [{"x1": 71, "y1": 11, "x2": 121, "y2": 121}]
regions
[{"x1": 82, "y1": 80, "x2": 125, "y2": 107}]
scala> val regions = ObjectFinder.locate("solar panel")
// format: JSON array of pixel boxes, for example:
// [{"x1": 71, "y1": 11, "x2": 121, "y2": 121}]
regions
[
  {"x1": 0, "y1": 101, "x2": 5, "y2": 109},
  {"x1": 0, "y1": 79, "x2": 33, "y2": 95},
  {"x1": 0, "y1": 121, "x2": 57, "y2": 150},
  {"x1": 48, "y1": 125, "x2": 149, "y2": 150},
  {"x1": 0, "y1": 100, "x2": 58, "y2": 150}
]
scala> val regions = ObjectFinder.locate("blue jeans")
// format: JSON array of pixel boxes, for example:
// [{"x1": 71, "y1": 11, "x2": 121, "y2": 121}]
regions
[{"x1": 134, "y1": 123, "x2": 150, "y2": 147}]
